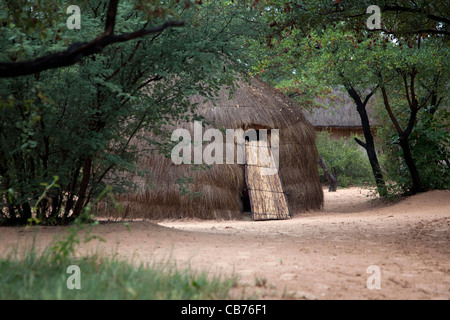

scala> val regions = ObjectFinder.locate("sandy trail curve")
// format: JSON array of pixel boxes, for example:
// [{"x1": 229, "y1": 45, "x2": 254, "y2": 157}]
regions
[{"x1": 1, "y1": 187, "x2": 449, "y2": 300}]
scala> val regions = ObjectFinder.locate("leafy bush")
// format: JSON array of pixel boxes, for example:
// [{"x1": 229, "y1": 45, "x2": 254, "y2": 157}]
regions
[
  {"x1": 379, "y1": 107, "x2": 450, "y2": 193},
  {"x1": 316, "y1": 131, "x2": 374, "y2": 188},
  {"x1": 0, "y1": 1, "x2": 259, "y2": 225}
]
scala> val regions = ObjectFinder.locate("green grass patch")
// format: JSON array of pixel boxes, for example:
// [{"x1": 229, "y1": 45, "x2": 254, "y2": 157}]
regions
[
  {"x1": 0, "y1": 219, "x2": 237, "y2": 300},
  {"x1": 0, "y1": 250, "x2": 237, "y2": 300}
]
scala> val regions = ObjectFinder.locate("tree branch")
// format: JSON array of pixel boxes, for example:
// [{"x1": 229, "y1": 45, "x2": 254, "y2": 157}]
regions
[
  {"x1": 354, "y1": 137, "x2": 367, "y2": 149},
  {"x1": 410, "y1": 69, "x2": 418, "y2": 109},
  {"x1": 370, "y1": 27, "x2": 450, "y2": 37},
  {"x1": 380, "y1": 85, "x2": 403, "y2": 135},
  {"x1": 400, "y1": 71, "x2": 413, "y2": 107},
  {"x1": 381, "y1": 5, "x2": 450, "y2": 25},
  {"x1": 104, "y1": 0, "x2": 119, "y2": 35},
  {"x1": 363, "y1": 85, "x2": 379, "y2": 106},
  {"x1": 0, "y1": 20, "x2": 184, "y2": 78}
]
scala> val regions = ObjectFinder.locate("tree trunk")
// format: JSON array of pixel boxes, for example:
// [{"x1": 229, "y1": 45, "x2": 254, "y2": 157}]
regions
[
  {"x1": 318, "y1": 156, "x2": 338, "y2": 192},
  {"x1": 399, "y1": 135, "x2": 422, "y2": 194},
  {"x1": 64, "y1": 162, "x2": 82, "y2": 219},
  {"x1": 380, "y1": 80, "x2": 424, "y2": 195},
  {"x1": 73, "y1": 157, "x2": 92, "y2": 218},
  {"x1": 356, "y1": 133, "x2": 386, "y2": 195},
  {"x1": 19, "y1": 202, "x2": 32, "y2": 224},
  {"x1": 346, "y1": 86, "x2": 387, "y2": 196}
]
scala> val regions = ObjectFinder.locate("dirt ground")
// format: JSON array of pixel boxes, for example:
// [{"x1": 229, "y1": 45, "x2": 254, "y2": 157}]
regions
[{"x1": 1, "y1": 187, "x2": 449, "y2": 300}]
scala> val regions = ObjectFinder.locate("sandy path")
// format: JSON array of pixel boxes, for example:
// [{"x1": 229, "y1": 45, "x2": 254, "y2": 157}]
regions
[{"x1": 1, "y1": 187, "x2": 449, "y2": 300}]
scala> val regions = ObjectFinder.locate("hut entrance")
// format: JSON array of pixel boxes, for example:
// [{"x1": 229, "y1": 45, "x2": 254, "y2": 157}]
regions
[
  {"x1": 241, "y1": 187, "x2": 252, "y2": 212},
  {"x1": 244, "y1": 133, "x2": 291, "y2": 221}
]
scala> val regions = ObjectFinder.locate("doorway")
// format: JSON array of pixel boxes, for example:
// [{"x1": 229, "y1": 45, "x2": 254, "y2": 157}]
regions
[{"x1": 241, "y1": 187, "x2": 251, "y2": 212}]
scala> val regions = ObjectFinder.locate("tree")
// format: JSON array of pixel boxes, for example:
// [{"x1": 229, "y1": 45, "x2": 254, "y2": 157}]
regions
[
  {"x1": 0, "y1": 0, "x2": 186, "y2": 77},
  {"x1": 0, "y1": 0, "x2": 261, "y2": 225},
  {"x1": 374, "y1": 36, "x2": 449, "y2": 193},
  {"x1": 253, "y1": 25, "x2": 388, "y2": 195},
  {"x1": 254, "y1": 0, "x2": 449, "y2": 196},
  {"x1": 264, "y1": 0, "x2": 449, "y2": 37}
]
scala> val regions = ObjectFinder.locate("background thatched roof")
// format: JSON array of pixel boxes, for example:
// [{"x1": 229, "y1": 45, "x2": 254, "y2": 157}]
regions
[{"x1": 303, "y1": 88, "x2": 382, "y2": 128}]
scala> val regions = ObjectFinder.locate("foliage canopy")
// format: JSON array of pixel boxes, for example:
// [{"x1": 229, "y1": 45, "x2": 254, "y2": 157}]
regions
[{"x1": 0, "y1": 0, "x2": 262, "y2": 225}]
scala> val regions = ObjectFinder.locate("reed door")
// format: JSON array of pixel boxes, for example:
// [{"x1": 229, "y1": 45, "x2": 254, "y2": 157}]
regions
[{"x1": 244, "y1": 139, "x2": 291, "y2": 221}]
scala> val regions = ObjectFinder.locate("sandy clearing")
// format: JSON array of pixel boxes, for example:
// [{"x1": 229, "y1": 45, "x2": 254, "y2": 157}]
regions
[{"x1": 1, "y1": 187, "x2": 449, "y2": 300}]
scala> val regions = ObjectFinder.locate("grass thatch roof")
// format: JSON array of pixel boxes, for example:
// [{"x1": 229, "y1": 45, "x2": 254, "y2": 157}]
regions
[
  {"x1": 107, "y1": 77, "x2": 324, "y2": 220},
  {"x1": 304, "y1": 88, "x2": 382, "y2": 128}
]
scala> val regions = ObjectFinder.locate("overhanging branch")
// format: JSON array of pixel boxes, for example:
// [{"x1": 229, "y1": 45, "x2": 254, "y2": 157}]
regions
[
  {"x1": 381, "y1": 5, "x2": 450, "y2": 25},
  {"x1": 0, "y1": 8, "x2": 184, "y2": 78}
]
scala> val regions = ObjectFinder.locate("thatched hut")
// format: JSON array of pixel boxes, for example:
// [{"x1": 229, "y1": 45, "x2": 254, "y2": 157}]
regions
[
  {"x1": 304, "y1": 89, "x2": 381, "y2": 139},
  {"x1": 116, "y1": 78, "x2": 324, "y2": 220}
]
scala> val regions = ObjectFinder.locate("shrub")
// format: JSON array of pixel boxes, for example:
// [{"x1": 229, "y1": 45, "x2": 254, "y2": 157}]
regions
[
  {"x1": 316, "y1": 131, "x2": 374, "y2": 188},
  {"x1": 379, "y1": 107, "x2": 450, "y2": 193}
]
